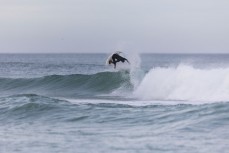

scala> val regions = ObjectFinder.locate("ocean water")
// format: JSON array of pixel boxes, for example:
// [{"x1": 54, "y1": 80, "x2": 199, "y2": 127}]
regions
[{"x1": 1, "y1": 53, "x2": 229, "y2": 153}]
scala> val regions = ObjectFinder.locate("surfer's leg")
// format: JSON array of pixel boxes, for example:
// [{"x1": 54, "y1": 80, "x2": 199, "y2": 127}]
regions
[
  {"x1": 111, "y1": 56, "x2": 116, "y2": 68},
  {"x1": 112, "y1": 56, "x2": 116, "y2": 62}
]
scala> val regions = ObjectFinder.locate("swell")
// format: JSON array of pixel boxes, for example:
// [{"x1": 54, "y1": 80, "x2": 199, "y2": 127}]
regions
[
  {"x1": 0, "y1": 94, "x2": 71, "y2": 122},
  {"x1": 0, "y1": 94, "x2": 228, "y2": 129},
  {"x1": 0, "y1": 71, "x2": 132, "y2": 97}
]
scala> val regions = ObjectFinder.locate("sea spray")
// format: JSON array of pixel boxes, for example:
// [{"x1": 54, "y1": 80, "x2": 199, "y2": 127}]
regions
[
  {"x1": 134, "y1": 64, "x2": 229, "y2": 102},
  {"x1": 109, "y1": 53, "x2": 144, "y2": 96},
  {"x1": 128, "y1": 53, "x2": 145, "y2": 90}
]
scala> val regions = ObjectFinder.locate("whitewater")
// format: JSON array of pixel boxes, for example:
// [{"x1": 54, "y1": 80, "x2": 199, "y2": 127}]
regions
[
  {"x1": 135, "y1": 65, "x2": 229, "y2": 102},
  {"x1": 0, "y1": 53, "x2": 229, "y2": 153}
]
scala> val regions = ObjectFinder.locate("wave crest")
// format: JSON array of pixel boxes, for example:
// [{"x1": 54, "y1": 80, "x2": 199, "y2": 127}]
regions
[{"x1": 134, "y1": 65, "x2": 229, "y2": 102}]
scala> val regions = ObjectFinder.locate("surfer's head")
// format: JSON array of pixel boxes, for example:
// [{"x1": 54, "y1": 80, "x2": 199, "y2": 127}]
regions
[{"x1": 108, "y1": 60, "x2": 112, "y2": 64}]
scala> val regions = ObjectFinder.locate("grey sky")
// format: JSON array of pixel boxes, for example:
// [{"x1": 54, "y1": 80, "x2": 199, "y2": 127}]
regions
[{"x1": 0, "y1": 0, "x2": 229, "y2": 53}]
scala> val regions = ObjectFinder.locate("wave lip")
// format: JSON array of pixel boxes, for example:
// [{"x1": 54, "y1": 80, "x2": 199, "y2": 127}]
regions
[{"x1": 134, "y1": 65, "x2": 229, "y2": 102}]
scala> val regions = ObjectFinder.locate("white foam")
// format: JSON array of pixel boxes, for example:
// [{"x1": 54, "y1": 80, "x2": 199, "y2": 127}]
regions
[
  {"x1": 128, "y1": 53, "x2": 144, "y2": 89},
  {"x1": 134, "y1": 65, "x2": 229, "y2": 102}
]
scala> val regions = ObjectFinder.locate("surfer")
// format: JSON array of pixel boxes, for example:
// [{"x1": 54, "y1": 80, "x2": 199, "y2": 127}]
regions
[{"x1": 108, "y1": 52, "x2": 130, "y2": 69}]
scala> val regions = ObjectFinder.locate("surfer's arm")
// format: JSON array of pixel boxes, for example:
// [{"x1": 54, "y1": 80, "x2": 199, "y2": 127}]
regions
[
  {"x1": 123, "y1": 58, "x2": 130, "y2": 64},
  {"x1": 126, "y1": 59, "x2": 130, "y2": 64}
]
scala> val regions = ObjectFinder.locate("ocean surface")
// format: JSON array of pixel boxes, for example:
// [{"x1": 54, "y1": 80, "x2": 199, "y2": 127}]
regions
[{"x1": 1, "y1": 53, "x2": 229, "y2": 153}]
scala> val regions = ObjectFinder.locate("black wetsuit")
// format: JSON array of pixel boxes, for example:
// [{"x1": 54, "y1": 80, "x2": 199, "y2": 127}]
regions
[{"x1": 111, "y1": 53, "x2": 129, "y2": 68}]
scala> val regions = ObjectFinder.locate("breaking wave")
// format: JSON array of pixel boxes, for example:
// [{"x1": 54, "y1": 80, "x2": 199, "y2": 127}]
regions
[
  {"x1": 134, "y1": 65, "x2": 229, "y2": 102},
  {"x1": 1, "y1": 64, "x2": 229, "y2": 103}
]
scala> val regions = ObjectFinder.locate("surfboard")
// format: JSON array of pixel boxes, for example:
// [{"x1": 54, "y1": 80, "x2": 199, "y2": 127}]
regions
[{"x1": 105, "y1": 51, "x2": 122, "y2": 65}]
